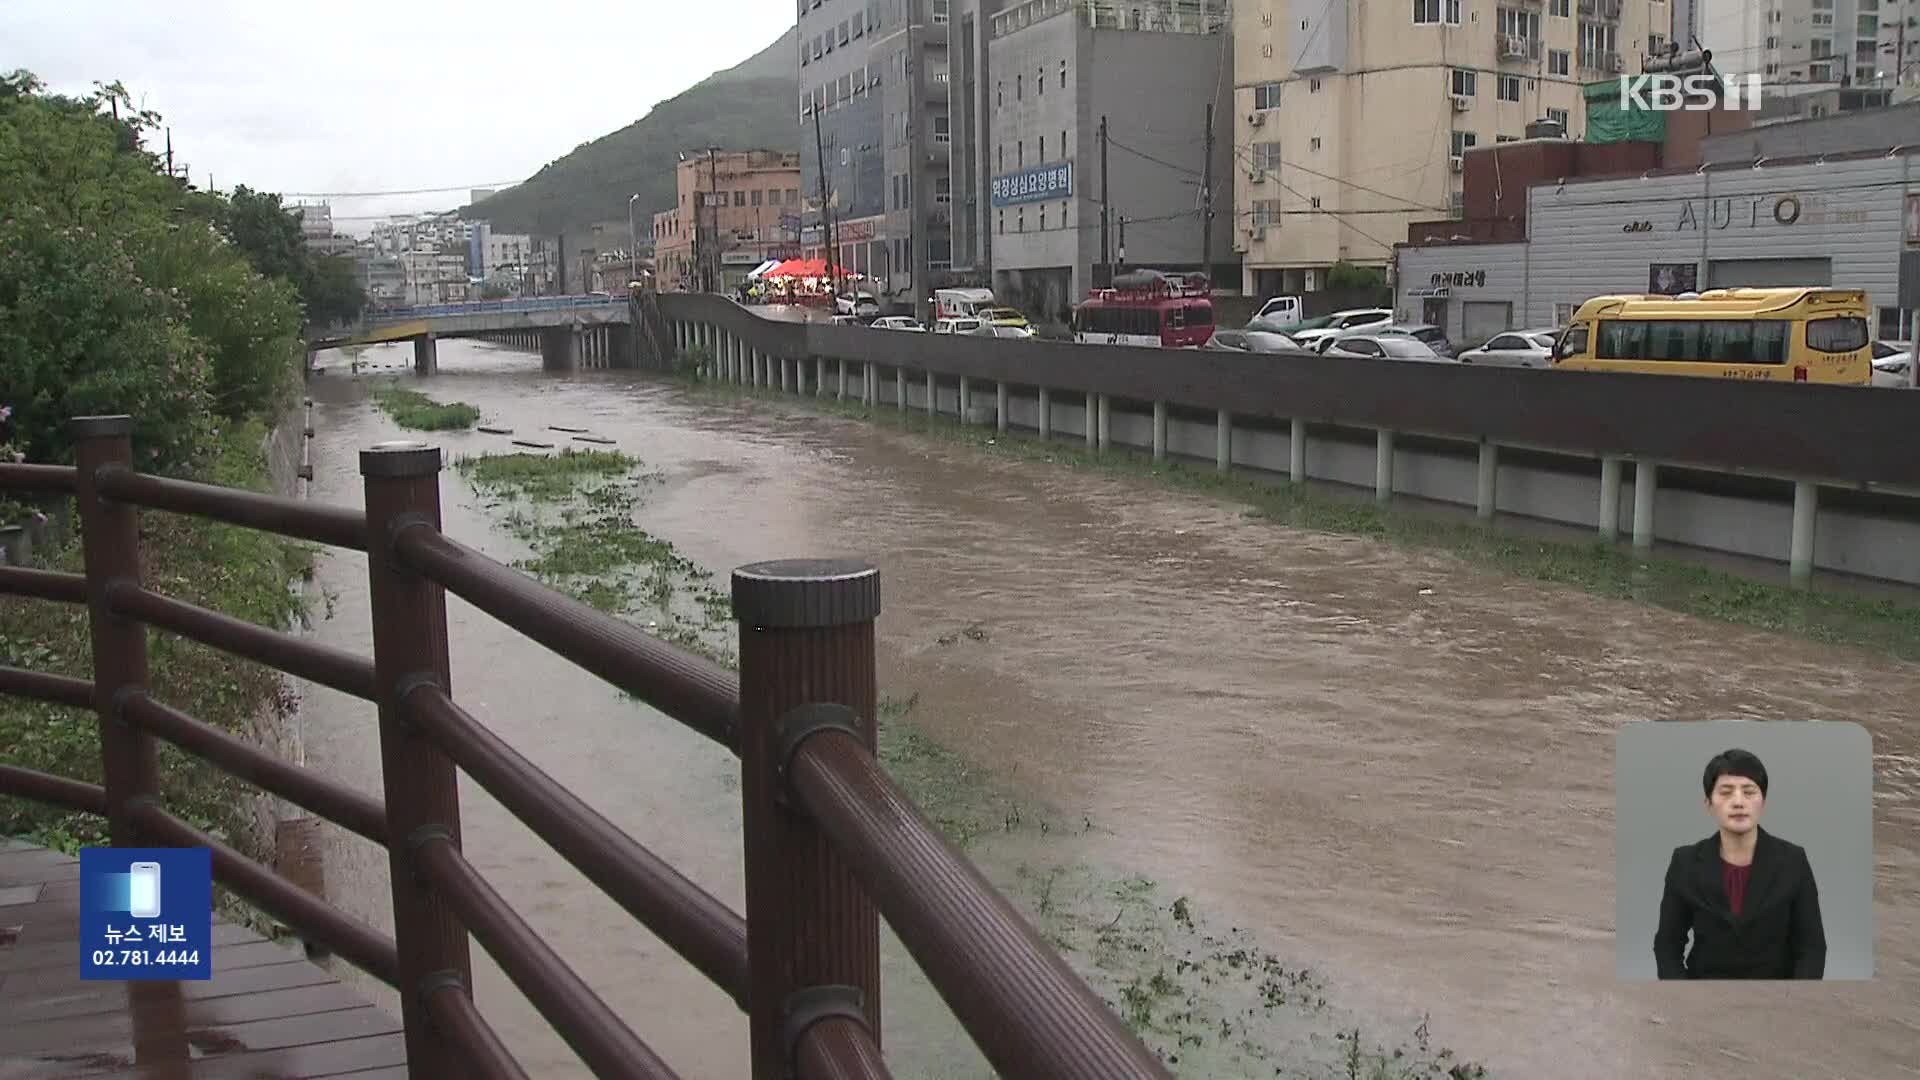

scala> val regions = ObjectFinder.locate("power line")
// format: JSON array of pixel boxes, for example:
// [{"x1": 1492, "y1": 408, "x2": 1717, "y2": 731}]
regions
[
  {"x1": 279, "y1": 181, "x2": 525, "y2": 199},
  {"x1": 1106, "y1": 135, "x2": 1203, "y2": 178}
]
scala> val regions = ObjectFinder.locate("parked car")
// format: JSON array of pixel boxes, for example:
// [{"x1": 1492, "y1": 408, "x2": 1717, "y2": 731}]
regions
[
  {"x1": 872, "y1": 315, "x2": 926, "y2": 332},
  {"x1": 836, "y1": 292, "x2": 882, "y2": 319},
  {"x1": 1291, "y1": 309, "x2": 1394, "y2": 351},
  {"x1": 991, "y1": 323, "x2": 1036, "y2": 339},
  {"x1": 933, "y1": 317, "x2": 992, "y2": 336},
  {"x1": 1375, "y1": 323, "x2": 1457, "y2": 358},
  {"x1": 828, "y1": 314, "x2": 862, "y2": 327},
  {"x1": 1209, "y1": 324, "x2": 1304, "y2": 353},
  {"x1": 1871, "y1": 340, "x2": 1913, "y2": 388},
  {"x1": 1323, "y1": 334, "x2": 1451, "y2": 363},
  {"x1": 1456, "y1": 328, "x2": 1562, "y2": 368}
]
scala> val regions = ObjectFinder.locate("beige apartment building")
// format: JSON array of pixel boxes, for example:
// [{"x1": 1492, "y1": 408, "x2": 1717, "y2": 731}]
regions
[
  {"x1": 651, "y1": 150, "x2": 805, "y2": 293},
  {"x1": 1233, "y1": 0, "x2": 1664, "y2": 297}
]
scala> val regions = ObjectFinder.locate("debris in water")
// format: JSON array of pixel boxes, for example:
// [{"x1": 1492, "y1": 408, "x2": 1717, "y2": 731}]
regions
[
  {"x1": 511, "y1": 440, "x2": 555, "y2": 450},
  {"x1": 549, "y1": 425, "x2": 590, "y2": 433},
  {"x1": 1418, "y1": 587, "x2": 1435, "y2": 596},
  {"x1": 573, "y1": 435, "x2": 617, "y2": 445},
  {"x1": 478, "y1": 426, "x2": 513, "y2": 435},
  {"x1": 962, "y1": 623, "x2": 990, "y2": 642}
]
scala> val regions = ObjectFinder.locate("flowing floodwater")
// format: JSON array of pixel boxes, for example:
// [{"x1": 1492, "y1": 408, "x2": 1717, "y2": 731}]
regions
[{"x1": 298, "y1": 339, "x2": 1919, "y2": 1080}]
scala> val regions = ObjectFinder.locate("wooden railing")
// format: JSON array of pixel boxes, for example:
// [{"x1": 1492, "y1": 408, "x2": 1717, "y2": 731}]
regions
[{"x1": 0, "y1": 414, "x2": 1170, "y2": 1080}]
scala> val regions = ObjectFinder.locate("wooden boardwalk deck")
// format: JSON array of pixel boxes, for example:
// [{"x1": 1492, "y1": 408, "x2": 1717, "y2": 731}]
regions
[{"x1": 0, "y1": 840, "x2": 405, "y2": 1079}]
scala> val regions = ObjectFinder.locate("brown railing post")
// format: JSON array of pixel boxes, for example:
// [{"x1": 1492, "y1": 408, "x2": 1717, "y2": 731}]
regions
[
  {"x1": 360, "y1": 440, "x2": 471, "y2": 1077},
  {"x1": 71, "y1": 416, "x2": 156, "y2": 845},
  {"x1": 734, "y1": 559, "x2": 883, "y2": 1079},
  {"x1": 72, "y1": 415, "x2": 188, "y2": 1064}
]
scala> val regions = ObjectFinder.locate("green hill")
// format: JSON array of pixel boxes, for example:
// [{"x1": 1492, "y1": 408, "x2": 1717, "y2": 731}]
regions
[{"x1": 462, "y1": 29, "x2": 799, "y2": 236}]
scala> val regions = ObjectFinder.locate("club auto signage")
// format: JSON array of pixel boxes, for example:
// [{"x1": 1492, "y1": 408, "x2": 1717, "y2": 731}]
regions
[{"x1": 1627, "y1": 192, "x2": 1872, "y2": 233}]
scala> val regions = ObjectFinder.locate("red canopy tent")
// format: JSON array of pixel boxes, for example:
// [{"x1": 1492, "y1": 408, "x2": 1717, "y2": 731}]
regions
[{"x1": 764, "y1": 258, "x2": 829, "y2": 280}]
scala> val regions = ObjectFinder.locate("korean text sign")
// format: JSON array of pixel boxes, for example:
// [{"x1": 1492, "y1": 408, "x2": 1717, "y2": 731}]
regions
[{"x1": 79, "y1": 847, "x2": 213, "y2": 980}]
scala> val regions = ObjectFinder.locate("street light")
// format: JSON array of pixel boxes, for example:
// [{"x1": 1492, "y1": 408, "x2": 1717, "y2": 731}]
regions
[{"x1": 627, "y1": 193, "x2": 641, "y2": 284}]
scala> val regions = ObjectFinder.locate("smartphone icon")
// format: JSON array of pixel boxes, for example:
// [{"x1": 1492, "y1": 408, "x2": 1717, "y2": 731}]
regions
[{"x1": 128, "y1": 862, "x2": 162, "y2": 919}]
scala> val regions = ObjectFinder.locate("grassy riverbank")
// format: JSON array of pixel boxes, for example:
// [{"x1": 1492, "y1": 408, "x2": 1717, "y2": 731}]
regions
[
  {"x1": 452, "y1": 449, "x2": 734, "y2": 664},
  {"x1": 371, "y1": 382, "x2": 481, "y2": 431},
  {"x1": 875, "y1": 694, "x2": 1487, "y2": 1080},
  {"x1": 0, "y1": 423, "x2": 312, "y2": 857},
  {"x1": 693, "y1": 379, "x2": 1920, "y2": 662}
]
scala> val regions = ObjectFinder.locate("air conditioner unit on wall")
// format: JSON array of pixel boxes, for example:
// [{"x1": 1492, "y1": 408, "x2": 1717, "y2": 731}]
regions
[
  {"x1": 1608, "y1": 53, "x2": 1625, "y2": 72},
  {"x1": 1248, "y1": 168, "x2": 1267, "y2": 183},
  {"x1": 1450, "y1": 155, "x2": 1464, "y2": 172},
  {"x1": 1247, "y1": 111, "x2": 1266, "y2": 127},
  {"x1": 1451, "y1": 93, "x2": 1473, "y2": 111}
]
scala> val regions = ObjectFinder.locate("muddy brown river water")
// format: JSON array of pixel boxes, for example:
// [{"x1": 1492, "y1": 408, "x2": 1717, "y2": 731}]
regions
[{"x1": 297, "y1": 340, "x2": 1918, "y2": 1079}]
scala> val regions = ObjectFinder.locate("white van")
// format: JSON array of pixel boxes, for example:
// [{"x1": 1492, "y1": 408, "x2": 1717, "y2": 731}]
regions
[{"x1": 934, "y1": 288, "x2": 996, "y2": 320}]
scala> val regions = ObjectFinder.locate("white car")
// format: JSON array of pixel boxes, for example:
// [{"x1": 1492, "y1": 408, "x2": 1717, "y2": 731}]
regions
[
  {"x1": 1323, "y1": 334, "x2": 1452, "y2": 363},
  {"x1": 1208, "y1": 326, "x2": 1304, "y2": 353},
  {"x1": 1457, "y1": 328, "x2": 1562, "y2": 369},
  {"x1": 1871, "y1": 340, "x2": 1913, "y2": 388},
  {"x1": 1292, "y1": 308, "x2": 1394, "y2": 351},
  {"x1": 933, "y1": 317, "x2": 992, "y2": 336},
  {"x1": 836, "y1": 292, "x2": 881, "y2": 319},
  {"x1": 872, "y1": 316, "x2": 926, "y2": 332}
]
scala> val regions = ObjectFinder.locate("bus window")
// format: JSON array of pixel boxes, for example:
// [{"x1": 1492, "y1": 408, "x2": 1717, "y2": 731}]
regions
[
  {"x1": 1556, "y1": 323, "x2": 1589, "y2": 359},
  {"x1": 1168, "y1": 306, "x2": 1187, "y2": 330},
  {"x1": 1190, "y1": 303, "x2": 1213, "y2": 327},
  {"x1": 1807, "y1": 316, "x2": 1868, "y2": 353},
  {"x1": 1597, "y1": 320, "x2": 1646, "y2": 359}
]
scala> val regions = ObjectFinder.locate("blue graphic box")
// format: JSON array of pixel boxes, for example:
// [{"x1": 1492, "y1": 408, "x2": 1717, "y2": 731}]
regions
[{"x1": 79, "y1": 847, "x2": 213, "y2": 980}]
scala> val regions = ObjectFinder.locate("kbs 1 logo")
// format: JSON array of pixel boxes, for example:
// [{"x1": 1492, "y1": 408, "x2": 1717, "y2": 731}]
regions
[{"x1": 1618, "y1": 73, "x2": 1764, "y2": 112}]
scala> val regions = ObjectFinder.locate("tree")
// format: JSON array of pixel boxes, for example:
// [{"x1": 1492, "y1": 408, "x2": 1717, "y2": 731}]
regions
[
  {"x1": 221, "y1": 186, "x2": 366, "y2": 328},
  {"x1": 480, "y1": 281, "x2": 512, "y2": 300},
  {"x1": 303, "y1": 254, "x2": 365, "y2": 325}
]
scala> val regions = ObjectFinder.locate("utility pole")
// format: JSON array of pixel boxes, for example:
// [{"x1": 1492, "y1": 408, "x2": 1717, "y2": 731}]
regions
[
  {"x1": 165, "y1": 127, "x2": 174, "y2": 179},
  {"x1": 1200, "y1": 101, "x2": 1214, "y2": 286},
  {"x1": 1098, "y1": 116, "x2": 1110, "y2": 290},
  {"x1": 1118, "y1": 214, "x2": 1128, "y2": 275},
  {"x1": 705, "y1": 147, "x2": 721, "y2": 293},
  {"x1": 812, "y1": 107, "x2": 839, "y2": 296}
]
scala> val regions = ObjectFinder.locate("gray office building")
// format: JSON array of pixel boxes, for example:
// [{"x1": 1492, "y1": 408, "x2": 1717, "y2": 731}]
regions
[
  {"x1": 797, "y1": 0, "x2": 951, "y2": 316},
  {"x1": 948, "y1": 0, "x2": 1009, "y2": 280},
  {"x1": 979, "y1": 0, "x2": 1234, "y2": 321}
]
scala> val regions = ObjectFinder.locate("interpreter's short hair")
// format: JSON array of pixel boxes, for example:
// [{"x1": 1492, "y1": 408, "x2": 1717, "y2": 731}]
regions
[{"x1": 1702, "y1": 748, "x2": 1769, "y2": 800}]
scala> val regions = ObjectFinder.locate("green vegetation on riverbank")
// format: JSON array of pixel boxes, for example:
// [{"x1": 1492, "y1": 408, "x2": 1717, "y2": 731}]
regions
[
  {"x1": 874, "y1": 694, "x2": 1487, "y2": 1079},
  {"x1": 0, "y1": 425, "x2": 312, "y2": 855},
  {"x1": 700, "y1": 380, "x2": 1920, "y2": 662},
  {"x1": 371, "y1": 383, "x2": 482, "y2": 431},
  {"x1": 454, "y1": 449, "x2": 733, "y2": 663}
]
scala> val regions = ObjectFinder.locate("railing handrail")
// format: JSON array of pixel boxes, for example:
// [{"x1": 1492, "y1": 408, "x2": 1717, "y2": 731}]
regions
[{"x1": 0, "y1": 428, "x2": 1170, "y2": 1079}]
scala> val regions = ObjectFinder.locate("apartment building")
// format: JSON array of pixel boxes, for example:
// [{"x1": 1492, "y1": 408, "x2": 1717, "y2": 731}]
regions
[
  {"x1": 650, "y1": 150, "x2": 804, "y2": 293},
  {"x1": 1701, "y1": 0, "x2": 1897, "y2": 88},
  {"x1": 1233, "y1": 0, "x2": 1661, "y2": 298},
  {"x1": 976, "y1": 0, "x2": 1234, "y2": 318},
  {"x1": 798, "y1": 0, "x2": 950, "y2": 313},
  {"x1": 948, "y1": 0, "x2": 1009, "y2": 279}
]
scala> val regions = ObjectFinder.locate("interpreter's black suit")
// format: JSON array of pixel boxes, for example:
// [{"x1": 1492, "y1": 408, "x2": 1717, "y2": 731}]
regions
[{"x1": 1653, "y1": 826, "x2": 1826, "y2": 979}]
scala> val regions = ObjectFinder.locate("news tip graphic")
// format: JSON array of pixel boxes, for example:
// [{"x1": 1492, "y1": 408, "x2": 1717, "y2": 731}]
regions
[{"x1": 79, "y1": 847, "x2": 213, "y2": 981}]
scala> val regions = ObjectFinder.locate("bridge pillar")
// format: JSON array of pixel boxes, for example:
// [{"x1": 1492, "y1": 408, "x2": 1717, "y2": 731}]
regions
[
  {"x1": 541, "y1": 326, "x2": 580, "y2": 372},
  {"x1": 412, "y1": 334, "x2": 438, "y2": 376},
  {"x1": 1598, "y1": 456, "x2": 1623, "y2": 542},
  {"x1": 1475, "y1": 438, "x2": 1496, "y2": 518},
  {"x1": 1038, "y1": 387, "x2": 1052, "y2": 440},
  {"x1": 1374, "y1": 429, "x2": 1393, "y2": 502},
  {"x1": 1291, "y1": 418, "x2": 1307, "y2": 483},
  {"x1": 1790, "y1": 480, "x2": 1818, "y2": 587},
  {"x1": 1219, "y1": 410, "x2": 1234, "y2": 475},
  {"x1": 1084, "y1": 393, "x2": 1096, "y2": 448},
  {"x1": 1152, "y1": 401, "x2": 1166, "y2": 460},
  {"x1": 610, "y1": 324, "x2": 634, "y2": 369},
  {"x1": 896, "y1": 366, "x2": 907, "y2": 412}
]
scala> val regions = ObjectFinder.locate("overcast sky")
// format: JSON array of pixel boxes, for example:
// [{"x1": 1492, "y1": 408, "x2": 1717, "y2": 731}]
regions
[{"x1": 4, "y1": 0, "x2": 794, "y2": 233}]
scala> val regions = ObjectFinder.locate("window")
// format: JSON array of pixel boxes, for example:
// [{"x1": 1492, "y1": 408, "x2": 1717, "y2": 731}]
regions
[
  {"x1": 997, "y1": 81, "x2": 1004, "y2": 107},
  {"x1": 1253, "y1": 81, "x2": 1283, "y2": 109},
  {"x1": 1016, "y1": 209, "x2": 1024, "y2": 232},
  {"x1": 1498, "y1": 75, "x2": 1521, "y2": 100},
  {"x1": 1579, "y1": 22, "x2": 1618, "y2": 66},
  {"x1": 934, "y1": 116, "x2": 950, "y2": 144},
  {"x1": 1017, "y1": 142, "x2": 1024, "y2": 167},
  {"x1": 1253, "y1": 140, "x2": 1282, "y2": 170},
  {"x1": 998, "y1": 210, "x2": 1005, "y2": 234},
  {"x1": 1309, "y1": 136, "x2": 1322, "y2": 151},
  {"x1": 853, "y1": 13, "x2": 863, "y2": 37},
  {"x1": 1037, "y1": 66, "x2": 1044, "y2": 95},
  {"x1": 932, "y1": 0, "x2": 948, "y2": 23},
  {"x1": 1016, "y1": 74, "x2": 1023, "y2": 99},
  {"x1": 1062, "y1": 129, "x2": 1069, "y2": 157},
  {"x1": 1497, "y1": 8, "x2": 1540, "y2": 38},
  {"x1": 1497, "y1": 134, "x2": 1519, "y2": 142},
  {"x1": 1549, "y1": 0, "x2": 1569, "y2": 15},
  {"x1": 838, "y1": 19, "x2": 850, "y2": 45},
  {"x1": 733, "y1": 191, "x2": 746, "y2": 207},
  {"x1": 1038, "y1": 134, "x2": 1045, "y2": 158},
  {"x1": 1549, "y1": 49, "x2": 1570, "y2": 75},
  {"x1": 1310, "y1": 78, "x2": 1322, "y2": 92},
  {"x1": 1039, "y1": 205, "x2": 1047, "y2": 230},
  {"x1": 751, "y1": 190, "x2": 763, "y2": 206},
  {"x1": 1808, "y1": 317, "x2": 1869, "y2": 353},
  {"x1": 1309, "y1": 196, "x2": 1322, "y2": 209},
  {"x1": 1546, "y1": 106, "x2": 1570, "y2": 128},
  {"x1": 1413, "y1": 0, "x2": 1458, "y2": 24},
  {"x1": 997, "y1": 145, "x2": 1004, "y2": 170},
  {"x1": 1452, "y1": 68, "x2": 1477, "y2": 95},
  {"x1": 1251, "y1": 198, "x2": 1282, "y2": 228},
  {"x1": 1060, "y1": 60, "x2": 1068, "y2": 88},
  {"x1": 1597, "y1": 320, "x2": 1791, "y2": 363},
  {"x1": 1649, "y1": 34, "x2": 1667, "y2": 55},
  {"x1": 839, "y1": 73, "x2": 851, "y2": 99},
  {"x1": 935, "y1": 177, "x2": 951, "y2": 205},
  {"x1": 1451, "y1": 130, "x2": 1477, "y2": 155}
]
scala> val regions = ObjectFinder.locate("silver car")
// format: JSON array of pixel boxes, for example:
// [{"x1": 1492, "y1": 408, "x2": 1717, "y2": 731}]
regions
[
  {"x1": 1457, "y1": 328, "x2": 1562, "y2": 368},
  {"x1": 1208, "y1": 325, "x2": 1305, "y2": 353},
  {"x1": 1323, "y1": 334, "x2": 1452, "y2": 363}
]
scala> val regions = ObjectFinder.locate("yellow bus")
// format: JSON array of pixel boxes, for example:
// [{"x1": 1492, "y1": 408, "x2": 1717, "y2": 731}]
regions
[{"x1": 1551, "y1": 287, "x2": 1872, "y2": 385}]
